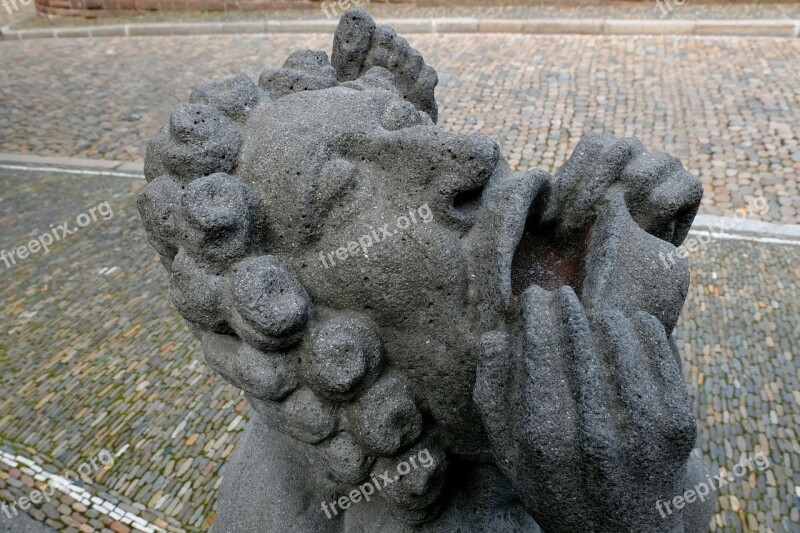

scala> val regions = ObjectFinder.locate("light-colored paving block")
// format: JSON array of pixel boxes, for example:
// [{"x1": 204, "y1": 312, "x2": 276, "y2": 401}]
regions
[
  {"x1": 115, "y1": 161, "x2": 145, "y2": 175},
  {"x1": 217, "y1": 21, "x2": 267, "y2": 34},
  {"x1": 126, "y1": 23, "x2": 174, "y2": 37},
  {"x1": 267, "y1": 20, "x2": 338, "y2": 33},
  {"x1": 88, "y1": 25, "x2": 127, "y2": 38},
  {"x1": 434, "y1": 18, "x2": 479, "y2": 33},
  {"x1": 523, "y1": 19, "x2": 604, "y2": 35},
  {"x1": 173, "y1": 22, "x2": 226, "y2": 36},
  {"x1": 381, "y1": 19, "x2": 434, "y2": 34},
  {"x1": 54, "y1": 27, "x2": 92, "y2": 38},
  {"x1": 9, "y1": 28, "x2": 56, "y2": 40},
  {"x1": 478, "y1": 19, "x2": 524, "y2": 33},
  {"x1": 604, "y1": 20, "x2": 695, "y2": 35},
  {"x1": 695, "y1": 19, "x2": 797, "y2": 37}
]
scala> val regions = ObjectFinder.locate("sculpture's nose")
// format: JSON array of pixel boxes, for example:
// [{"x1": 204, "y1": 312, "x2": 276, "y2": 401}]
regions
[{"x1": 429, "y1": 132, "x2": 502, "y2": 231}]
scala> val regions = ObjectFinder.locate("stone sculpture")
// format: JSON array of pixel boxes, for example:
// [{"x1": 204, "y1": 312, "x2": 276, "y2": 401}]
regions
[{"x1": 138, "y1": 9, "x2": 714, "y2": 532}]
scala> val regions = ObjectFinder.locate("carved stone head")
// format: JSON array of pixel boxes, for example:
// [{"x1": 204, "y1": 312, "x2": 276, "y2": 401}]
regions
[{"x1": 139, "y1": 9, "x2": 710, "y2": 531}]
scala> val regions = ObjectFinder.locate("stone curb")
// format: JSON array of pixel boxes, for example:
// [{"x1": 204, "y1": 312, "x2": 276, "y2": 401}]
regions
[
  {"x1": 691, "y1": 214, "x2": 800, "y2": 243},
  {"x1": 2, "y1": 153, "x2": 799, "y2": 242},
  {"x1": 2, "y1": 17, "x2": 799, "y2": 40}
]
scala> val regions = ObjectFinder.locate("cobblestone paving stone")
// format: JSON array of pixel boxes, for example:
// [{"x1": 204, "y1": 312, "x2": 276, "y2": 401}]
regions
[
  {"x1": 0, "y1": 167, "x2": 798, "y2": 531},
  {"x1": 0, "y1": 33, "x2": 798, "y2": 224},
  {"x1": 10, "y1": 0, "x2": 800, "y2": 29},
  {"x1": 673, "y1": 237, "x2": 800, "y2": 532}
]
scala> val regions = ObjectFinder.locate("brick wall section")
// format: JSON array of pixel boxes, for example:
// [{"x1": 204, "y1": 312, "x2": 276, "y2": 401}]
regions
[
  {"x1": 34, "y1": 0, "x2": 339, "y2": 16},
  {"x1": 34, "y1": 0, "x2": 421, "y2": 16},
  {"x1": 32, "y1": 0, "x2": 791, "y2": 17}
]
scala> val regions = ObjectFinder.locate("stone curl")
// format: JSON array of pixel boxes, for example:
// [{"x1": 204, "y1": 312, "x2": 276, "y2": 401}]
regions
[{"x1": 137, "y1": 32, "x2": 448, "y2": 517}]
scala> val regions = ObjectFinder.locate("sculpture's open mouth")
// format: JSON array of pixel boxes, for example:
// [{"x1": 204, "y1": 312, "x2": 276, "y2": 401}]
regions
[
  {"x1": 484, "y1": 165, "x2": 595, "y2": 302},
  {"x1": 509, "y1": 217, "x2": 593, "y2": 296}
]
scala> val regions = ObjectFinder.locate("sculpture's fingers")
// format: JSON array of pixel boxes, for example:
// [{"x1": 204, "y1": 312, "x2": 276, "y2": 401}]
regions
[
  {"x1": 581, "y1": 193, "x2": 691, "y2": 334},
  {"x1": 579, "y1": 193, "x2": 627, "y2": 309},
  {"x1": 331, "y1": 8, "x2": 376, "y2": 81},
  {"x1": 631, "y1": 312, "x2": 696, "y2": 456},
  {"x1": 542, "y1": 132, "x2": 611, "y2": 226},
  {"x1": 566, "y1": 137, "x2": 645, "y2": 230},
  {"x1": 367, "y1": 25, "x2": 406, "y2": 72},
  {"x1": 632, "y1": 311, "x2": 685, "y2": 391},
  {"x1": 590, "y1": 307, "x2": 659, "y2": 423},
  {"x1": 509, "y1": 285, "x2": 578, "y2": 465},
  {"x1": 475, "y1": 285, "x2": 581, "y2": 464},
  {"x1": 474, "y1": 329, "x2": 521, "y2": 480},
  {"x1": 554, "y1": 286, "x2": 615, "y2": 461},
  {"x1": 645, "y1": 166, "x2": 703, "y2": 247},
  {"x1": 519, "y1": 285, "x2": 574, "y2": 419},
  {"x1": 622, "y1": 151, "x2": 703, "y2": 247}
]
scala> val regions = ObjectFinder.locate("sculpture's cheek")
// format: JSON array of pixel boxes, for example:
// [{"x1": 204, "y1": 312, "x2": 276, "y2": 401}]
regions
[{"x1": 296, "y1": 218, "x2": 468, "y2": 321}]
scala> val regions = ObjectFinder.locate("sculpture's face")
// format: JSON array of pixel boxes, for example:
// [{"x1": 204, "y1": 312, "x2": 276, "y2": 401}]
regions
[
  {"x1": 235, "y1": 85, "x2": 543, "y2": 458},
  {"x1": 139, "y1": 16, "x2": 518, "y2": 511}
]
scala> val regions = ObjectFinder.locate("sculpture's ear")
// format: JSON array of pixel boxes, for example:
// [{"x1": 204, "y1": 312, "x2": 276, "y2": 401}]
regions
[{"x1": 332, "y1": 8, "x2": 439, "y2": 123}]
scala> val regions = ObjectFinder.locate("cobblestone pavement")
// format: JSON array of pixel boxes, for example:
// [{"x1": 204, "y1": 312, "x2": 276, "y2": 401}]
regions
[
  {"x1": 0, "y1": 166, "x2": 798, "y2": 531},
  {"x1": 673, "y1": 239, "x2": 800, "y2": 532},
  {"x1": 10, "y1": 0, "x2": 800, "y2": 29},
  {"x1": 0, "y1": 169, "x2": 229, "y2": 532},
  {"x1": 1, "y1": 33, "x2": 798, "y2": 224}
]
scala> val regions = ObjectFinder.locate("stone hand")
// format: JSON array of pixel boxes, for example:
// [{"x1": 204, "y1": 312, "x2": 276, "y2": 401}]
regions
[
  {"x1": 514, "y1": 133, "x2": 703, "y2": 331},
  {"x1": 542, "y1": 133, "x2": 703, "y2": 248},
  {"x1": 474, "y1": 282, "x2": 696, "y2": 532},
  {"x1": 476, "y1": 167, "x2": 701, "y2": 532}
]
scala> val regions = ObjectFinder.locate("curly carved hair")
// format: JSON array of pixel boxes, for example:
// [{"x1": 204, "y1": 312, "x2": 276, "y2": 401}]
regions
[{"x1": 138, "y1": 9, "x2": 450, "y2": 524}]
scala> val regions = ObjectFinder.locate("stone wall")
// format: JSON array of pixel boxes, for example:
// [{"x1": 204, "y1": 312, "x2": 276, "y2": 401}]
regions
[
  {"x1": 34, "y1": 0, "x2": 416, "y2": 17},
  {"x1": 31, "y1": 0, "x2": 785, "y2": 20}
]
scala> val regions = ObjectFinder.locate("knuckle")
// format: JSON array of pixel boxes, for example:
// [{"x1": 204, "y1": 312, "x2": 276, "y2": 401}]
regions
[
  {"x1": 613, "y1": 137, "x2": 646, "y2": 159},
  {"x1": 663, "y1": 408, "x2": 697, "y2": 456}
]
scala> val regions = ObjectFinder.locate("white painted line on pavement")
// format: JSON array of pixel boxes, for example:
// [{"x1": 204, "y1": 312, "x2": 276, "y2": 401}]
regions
[
  {"x1": 0, "y1": 164, "x2": 143, "y2": 179},
  {"x1": 0, "y1": 448, "x2": 164, "y2": 533}
]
